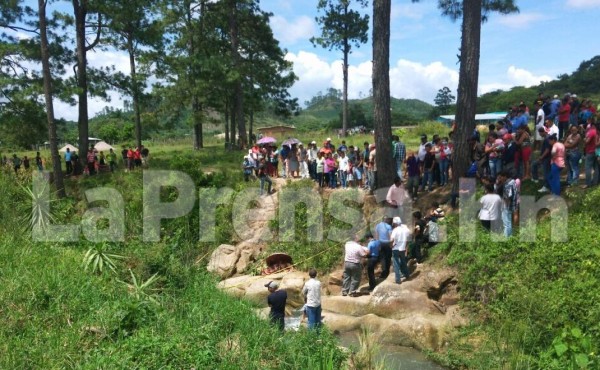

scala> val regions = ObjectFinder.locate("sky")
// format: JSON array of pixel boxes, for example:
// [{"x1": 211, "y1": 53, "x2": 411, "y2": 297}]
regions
[{"x1": 29, "y1": 0, "x2": 600, "y2": 120}]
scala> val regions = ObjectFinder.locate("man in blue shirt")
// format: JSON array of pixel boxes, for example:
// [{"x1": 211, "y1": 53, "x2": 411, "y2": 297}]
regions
[
  {"x1": 374, "y1": 217, "x2": 393, "y2": 280},
  {"x1": 365, "y1": 233, "x2": 381, "y2": 291}
]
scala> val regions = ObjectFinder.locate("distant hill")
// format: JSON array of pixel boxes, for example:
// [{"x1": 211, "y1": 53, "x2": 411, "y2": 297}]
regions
[
  {"x1": 288, "y1": 95, "x2": 434, "y2": 131},
  {"x1": 477, "y1": 55, "x2": 600, "y2": 113}
]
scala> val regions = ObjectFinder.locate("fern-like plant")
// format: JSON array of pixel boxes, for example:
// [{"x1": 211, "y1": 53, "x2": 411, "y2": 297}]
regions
[{"x1": 83, "y1": 243, "x2": 125, "y2": 274}]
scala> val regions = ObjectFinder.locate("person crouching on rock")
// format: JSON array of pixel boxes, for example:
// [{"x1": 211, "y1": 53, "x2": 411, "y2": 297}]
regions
[{"x1": 265, "y1": 281, "x2": 287, "y2": 331}]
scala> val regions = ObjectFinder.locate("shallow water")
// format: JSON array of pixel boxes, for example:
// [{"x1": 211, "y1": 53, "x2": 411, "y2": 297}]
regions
[
  {"x1": 285, "y1": 310, "x2": 444, "y2": 369},
  {"x1": 337, "y1": 331, "x2": 446, "y2": 370}
]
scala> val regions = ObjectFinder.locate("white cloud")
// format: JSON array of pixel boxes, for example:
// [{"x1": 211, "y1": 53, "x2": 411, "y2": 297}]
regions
[
  {"x1": 270, "y1": 15, "x2": 316, "y2": 45},
  {"x1": 391, "y1": 3, "x2": 426, "y2": 20},
  {"x1": 479, "y1": 66, "x2": 553, "y2": 94},
  {"x1": 389, "y1": 60, "x2": 459, "y2": 102},
  {"x1": 286, "y1": 51, "x2": 459, "y2": 105},
  {"x1": 506, "y1": 66, "x2": 552, "y2": 86},
  {"x1": 567, "y1": 0, "x2": 600, "y2": 8},
  {"x1": 496, "y1": 12, "x2": 545, "y2": 29},
  {"x1": 87, "y1": 50, "x2": 130, "y2": 73}
]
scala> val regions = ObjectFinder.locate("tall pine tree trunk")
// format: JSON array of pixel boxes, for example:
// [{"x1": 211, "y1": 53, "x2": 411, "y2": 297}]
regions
[
  {"x1": 193, "y1": 96, "x2": 203, "y2": 150},
  {"x1": 229, "y1": 0, "x2": 246, "y2": 149},
  {"x1": 74, "y1": 0, "x2": 89, "y2": 160},
  {"x1": 372, "y1": 0, "x2": 394, "y2": 190},
  {"x1": 451, "y1": 0, "x2": 482, "y2": 197},
  {"x1": 39, "y1": 0, "x2": 65, "y2": 198},
  {"x1": 342, "y1": 6, "x2": 349, "y2": 138},
  {"x1": 224, "y1": 101, "x2": 230, "y2": 145},
  {"x1": 127, "y1": 35, "x2": 142, "y2": 148}
]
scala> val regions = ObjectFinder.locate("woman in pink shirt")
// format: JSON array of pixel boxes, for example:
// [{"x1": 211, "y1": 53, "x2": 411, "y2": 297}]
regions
[{"x1": 548, "y1": 134, "x2": 565, "y2": 196}]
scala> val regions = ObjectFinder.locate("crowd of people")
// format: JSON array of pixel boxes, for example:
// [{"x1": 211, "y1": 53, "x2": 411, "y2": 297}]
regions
[
  {"x1": 251, "y1": 92, "x2": 599, "y2": 314},
  {"x1": 471, "y1": 93, "x2": 598, "y2": 237},
  {"x1": 242, "y1": 134, "x2": 452, "y2": 200},
  {"x1": 2, "y1": 144, "x2": 150, "y2": 177}
]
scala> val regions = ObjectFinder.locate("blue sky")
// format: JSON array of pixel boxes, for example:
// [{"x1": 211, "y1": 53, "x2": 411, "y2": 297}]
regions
[
  {"x1": 17, "y1": 0, "x2": 600, "y2": 119},
  {"x1": 261, "y1": 0, "x2": 600, "y2": 107}
]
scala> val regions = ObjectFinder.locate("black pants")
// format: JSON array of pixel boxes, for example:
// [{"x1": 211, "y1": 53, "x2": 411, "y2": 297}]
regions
[
  {"x1": 367, "y1": 258, "x2": 379, "y2": 290},
  {"x1": 481, "y1": 220, "x2": 491, "y2": 231},
  {"x1": 409, "y1": 241, "x2": 423, "y2": 263},
  {"x1": 270, "y1": 314, "x2": 284, "y2": 331},
  {"x1": 378, "y1": 242, "x2": 392, "y2": 279},
  {"x1": 66, "y1": 161, "x2": 73, "y2": 174}
]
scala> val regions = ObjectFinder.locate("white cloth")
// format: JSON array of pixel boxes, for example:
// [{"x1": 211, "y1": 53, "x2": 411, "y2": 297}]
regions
[
  {"x1": 386, "y1": 184, "x2": 408, "y2": 207},
  {"x1": 302, "y1": 278, "x2": 322, "y2": 308},
  {"x1": 417, "y1": 144, "x2": 427, "y2": 161},
  {"x1": 479, "y1": 194, "x2": 502, "y2": 221},
  {"x1": 390, "y1": 224, "x2": 411, "y2": 251},
  {"x1": 535, "y1": 108, "x2": 545, "y2": 140},
  {"x1": 344, "y1": 241, "x2": 368, "y2": 263},
  {"x1": 338, "y1": 156, "x2": 349, "y2": 171}
]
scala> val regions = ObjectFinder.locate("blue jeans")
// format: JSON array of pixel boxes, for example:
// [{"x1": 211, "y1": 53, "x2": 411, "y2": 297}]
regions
[
  {"x1": 316, "y1": 172, "x2": 324, "y2": 187},
  {"x1": 567, "y1": 150, "x2": 581, "y2": 185},
  {"x1": 489, "y1": 157, "x2": 502, "y2": 179},
  {"x1": 305, "y1": 305, "x2": 322, "y2": 330},
  {"x1": 260, "y1": 175, "x2": 272, "y2": 195},
  {"x1": 392, "y1": 250, "x2": 410, "y2": 283},
  {"x1": 328, "y1": 171, "x2": 337, "y2": 188},
  {"x1": 502, "y1": 208, "x2": 513, "y2": 237},
  {"x1": 339, "y1": 170, "x2": 347, "y2": 188},
  {"x1": 421, "y1": 169, "x2": 433, "y2": 191},
  {"x1": 549, "y1": 163, "x2": 563, "y2": 195},
  {"x1": 585, "y1": 153, "x2": 598, "y2": 186},
  {"x1": 438, "y1": 158, "x2": 449, "y2": 185}
]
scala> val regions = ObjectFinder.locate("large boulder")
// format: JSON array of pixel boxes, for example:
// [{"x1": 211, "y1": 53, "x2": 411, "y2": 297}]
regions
[
  {"x1": 207, "y1": 244, "x2": 239, "y2": 278},
  {"x1": 370, "y1": 281, "x2": 439, "y2": 319}
]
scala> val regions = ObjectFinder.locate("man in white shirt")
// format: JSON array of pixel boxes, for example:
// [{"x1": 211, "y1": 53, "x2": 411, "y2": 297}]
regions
[
  {"x1": 386, "y1": 176, "x2": 408, "y2": 218},
  {"x1": 534, "y1": 102, "x2": 545, "y2": 151},
  {"x1": 302, "y1": 268, "x2": 322, "y2": 329},
  {"x1": 307, "y1": 141, "x2": 318, "y2": 180},
  {"x1": 390, "y1": 217, "x2": 411, "y2": 284},
  {"x1": 338, "y1": 150, "x2": 350, "y2": 188},
  {"x1": 342, "y1": 238, "x2": 369, "y2": 296}
]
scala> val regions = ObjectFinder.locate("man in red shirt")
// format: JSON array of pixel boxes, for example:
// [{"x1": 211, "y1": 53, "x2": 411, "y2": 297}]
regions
[
  {"x1": 583, "y1": 120, "x2": 598, "y2": 188},
  {"x1": 557, "y1": 95, "x2": 571, "y2": 141}
]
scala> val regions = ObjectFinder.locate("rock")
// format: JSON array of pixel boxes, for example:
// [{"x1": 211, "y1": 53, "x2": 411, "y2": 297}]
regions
[
  {"x1": 280, "y1": 271, "x2": 308, "y2": 308},
  {"x1": 322, "y1": 295, "x2": 372, "y2": 317},
  {"x1": 328, "y1": 270, "x2": 343, "y2": 286},
  {"x1": 370, "y1": 281, "x2": 439, "y2": 319},
  {"x1": 207, "y1": 244, "x2": 239, "y2": 278},
  {"x1": 234, "y1": 241, "x2": 264, "y2": 274}
]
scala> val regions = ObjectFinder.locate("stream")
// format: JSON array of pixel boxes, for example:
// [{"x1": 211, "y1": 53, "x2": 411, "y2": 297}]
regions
[{"x1": 285, "y1": 310, "x2": 445, "y2": 370}]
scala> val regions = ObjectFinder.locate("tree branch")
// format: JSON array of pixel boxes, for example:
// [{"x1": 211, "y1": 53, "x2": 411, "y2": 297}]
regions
[
  {"x1": 0, "y1": 24, "x2": 40, "y2": 35},
  {"x1": 84, "y1": 13, "x2": 102, "y2": 51}
]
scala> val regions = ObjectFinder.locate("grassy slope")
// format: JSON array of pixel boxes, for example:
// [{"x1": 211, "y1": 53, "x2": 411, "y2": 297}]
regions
[{"x1": 0, "y1": 148, "x2": 345, "y2": 369}]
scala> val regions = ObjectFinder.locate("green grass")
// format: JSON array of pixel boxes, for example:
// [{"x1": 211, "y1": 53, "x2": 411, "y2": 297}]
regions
[{"x1": 0, "y1": 153, "x2": 347, "y2": 369}]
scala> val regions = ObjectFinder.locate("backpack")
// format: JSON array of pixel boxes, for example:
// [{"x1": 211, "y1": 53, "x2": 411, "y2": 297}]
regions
[{"x1": 467, "y1": 161, "x2": 477, "y2": 177}]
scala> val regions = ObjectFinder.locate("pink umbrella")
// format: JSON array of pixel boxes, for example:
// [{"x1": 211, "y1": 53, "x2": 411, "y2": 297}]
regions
[{"x1": 257, "y1": 136, "x2": 277, "y2": 145}]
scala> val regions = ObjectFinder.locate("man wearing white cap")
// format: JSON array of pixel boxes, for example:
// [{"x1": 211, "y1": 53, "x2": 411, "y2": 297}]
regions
[
  {"x1": 265, "y1": 280, "x2": 287, "y2": 331},
  {"x1": 390, "y1": 216, "x2": 411, "y2": 284}
]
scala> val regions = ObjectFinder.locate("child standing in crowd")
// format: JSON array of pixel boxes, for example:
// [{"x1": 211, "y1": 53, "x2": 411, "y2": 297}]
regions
[{"x1": 316, "y1": 152, "x2": 325, "y2": 188}]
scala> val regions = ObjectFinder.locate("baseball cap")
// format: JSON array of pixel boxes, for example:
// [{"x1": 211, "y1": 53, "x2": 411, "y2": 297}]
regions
[
  {"x1": 572, "y1": 94, "x2": 577, "y2": 98},
  {"x1": 311, "y1": 141, "x2": 316, "y2": 144},
  {"x1": 264, "y1": 281, "x2": 279, "y2": 289},
  {"x1": 392, "y1": 216, "x2": 402, "y2": 224},
  {"x1": 503, "y1": 133, "x2": 512, "y2": 141},
  {"x1": 553, "y1": 94, "x2": 559, "y2": 99},
  {"x1": 326, "y1": 137, "x2": 332, "y2": 141}
]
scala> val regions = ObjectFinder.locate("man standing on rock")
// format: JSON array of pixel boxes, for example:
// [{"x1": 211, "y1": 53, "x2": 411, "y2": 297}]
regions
[
  {"x1": 374, "y1": 217, "x2": 393, "y2": 280},
  {"x1": 341, "y1": 237, "x2": 369, "y2": 297},
  {"x1": 390, "y1": 217, "x2": 411, "y2": 284},
  {"x1": 265, "y1": 281, "x2": 287, "y2": 331},
  {"x1": 302, "y1": 268, "x2": 322, "y2": 330}
]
